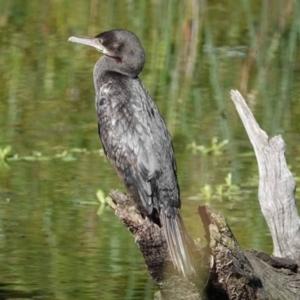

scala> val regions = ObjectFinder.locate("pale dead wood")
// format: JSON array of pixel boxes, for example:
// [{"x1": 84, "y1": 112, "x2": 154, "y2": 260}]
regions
[{"x1": 230, "y1": 90, "x2": 300, "y2": 263}]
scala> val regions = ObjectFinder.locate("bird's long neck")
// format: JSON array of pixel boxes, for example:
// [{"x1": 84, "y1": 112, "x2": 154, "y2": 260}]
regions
[
  {"x1": 93, "y1": 57, "x2": 129, "y2": 91},
  {"x1": 93, "y1": 55, "x2": 144, "y2": 91}
]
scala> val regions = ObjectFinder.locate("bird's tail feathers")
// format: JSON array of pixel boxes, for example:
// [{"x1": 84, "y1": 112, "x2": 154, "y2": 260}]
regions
[{"x1": 160, "y1": 211, "x2": 196, "y2": 277}]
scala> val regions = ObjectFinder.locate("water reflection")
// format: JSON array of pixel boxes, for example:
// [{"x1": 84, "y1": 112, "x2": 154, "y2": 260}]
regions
[{"x1": 0, "y1": 0, "x2": 299, "y2": 298}]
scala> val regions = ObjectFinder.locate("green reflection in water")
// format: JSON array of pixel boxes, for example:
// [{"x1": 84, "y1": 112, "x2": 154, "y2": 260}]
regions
[{"x1": 0, "y1": 0, "x2": 300, "y2": 298}]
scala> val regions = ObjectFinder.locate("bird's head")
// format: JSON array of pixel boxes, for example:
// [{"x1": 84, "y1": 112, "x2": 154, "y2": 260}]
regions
[{"x1": 68, "y1": 29, "x2": 145, "y2": 77}]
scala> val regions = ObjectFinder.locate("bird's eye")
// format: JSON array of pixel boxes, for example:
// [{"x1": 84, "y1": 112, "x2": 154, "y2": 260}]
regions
[{"x1": 99, "y1": 38, "x2": 103, "y2": 44}]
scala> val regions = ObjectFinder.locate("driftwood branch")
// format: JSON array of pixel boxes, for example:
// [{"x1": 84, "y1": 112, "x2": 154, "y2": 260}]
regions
[
  {"x1": 230, "y1": 90, "x2": 300, "y2": 263},
  {"x1": 108, "y1": 190, "x2": 204, "y2": 300},
  {"x1": 105, "y1": 90, "x2": 300, "y2": 299}
]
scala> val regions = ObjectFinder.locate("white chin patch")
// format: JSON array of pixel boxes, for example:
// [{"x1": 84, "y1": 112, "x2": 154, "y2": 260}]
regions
[
  {"x1": 97, "y1": 45, "x2": 110, "y2": 56},
  {"x1": 103, "y1": 48, "x2": 110, "y2": 55}
]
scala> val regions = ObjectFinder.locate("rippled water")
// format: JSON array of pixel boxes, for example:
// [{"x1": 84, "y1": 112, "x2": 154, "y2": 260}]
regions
[{"x1": 0, "y1": 0, "x2": 300, "y2": 299}]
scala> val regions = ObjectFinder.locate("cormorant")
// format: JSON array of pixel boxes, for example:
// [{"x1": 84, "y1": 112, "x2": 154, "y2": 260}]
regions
[{"x1": 68, "y1": 29, "x2": 195, "y2": 277}]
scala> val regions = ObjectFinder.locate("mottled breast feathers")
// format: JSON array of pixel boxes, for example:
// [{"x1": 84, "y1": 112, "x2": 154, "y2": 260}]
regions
[{"x1": 96, "y1": 72, "x2": 179, "y2": 217}]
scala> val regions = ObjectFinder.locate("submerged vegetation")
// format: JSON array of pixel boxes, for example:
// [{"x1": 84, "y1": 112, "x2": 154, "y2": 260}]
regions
[
  {"x1": 0, "y1": 145, "x2": 104, "y2": 166},
  {"x1": 189, "y1": 173, "x2": 241, "y2": 202},
  {"x1": 187, "y1": 137, "x2": 229, "y2": 155},
  {"x1": 79, "y1": 189, "x2": 111, "y2": 216}
]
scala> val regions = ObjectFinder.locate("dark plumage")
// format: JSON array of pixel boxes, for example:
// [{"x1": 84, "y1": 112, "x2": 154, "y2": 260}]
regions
[{"x1": 69, "y1": 29, "x2": 195, "y2": 277}]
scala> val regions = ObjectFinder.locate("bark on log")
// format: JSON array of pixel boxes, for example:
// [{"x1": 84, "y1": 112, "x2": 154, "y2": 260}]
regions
[
  {"x1": 107, "y1": 190, "x2": 205, "y2": 300},
  {"x1": 105, "y1": 90, "x2": 300, "y2": 299},
  {"x1": 199, "y1": 205, "x2": 300, "y2": 300},
  {"x1": 108, "y1": 191, "x2": 300, "y2": 299}
]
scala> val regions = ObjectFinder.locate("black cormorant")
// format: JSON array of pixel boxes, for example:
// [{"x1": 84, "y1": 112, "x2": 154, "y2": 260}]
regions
[{"x1": 68, "y1": 29, "x2": 195, "y2": 277}]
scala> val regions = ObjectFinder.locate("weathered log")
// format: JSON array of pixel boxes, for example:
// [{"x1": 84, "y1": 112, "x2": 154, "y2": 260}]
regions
[
  {"x1": 198, "y1": 205, "x2": 262, "y2": 299},
  {"x1": 108, "y1": 190, "x2": 205, "y2": 300},
  {"x1": 199, "y1": 205, "x2": 300, "y2": 300},
  {"x1": 108, "y1": 191, "x2": 300, "y2": 299}
]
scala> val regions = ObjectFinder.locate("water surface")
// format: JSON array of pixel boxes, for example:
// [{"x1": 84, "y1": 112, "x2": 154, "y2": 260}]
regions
[{"x1": 0, "y1": 0, "x2": 300, "y2": 298}]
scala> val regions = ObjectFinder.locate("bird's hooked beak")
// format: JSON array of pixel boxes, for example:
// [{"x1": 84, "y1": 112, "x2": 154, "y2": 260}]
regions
[{"x1": 68, "y1": 36, "x2": 109, "y2": 54}]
